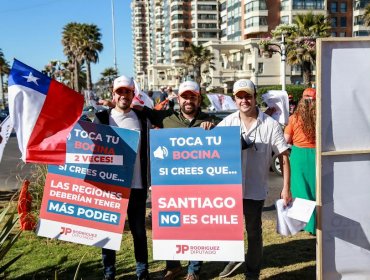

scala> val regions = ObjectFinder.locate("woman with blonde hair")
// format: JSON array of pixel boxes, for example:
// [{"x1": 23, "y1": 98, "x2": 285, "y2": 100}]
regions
[{"x1": 284, "y1": 87, "x2": 316, "y2": 235}]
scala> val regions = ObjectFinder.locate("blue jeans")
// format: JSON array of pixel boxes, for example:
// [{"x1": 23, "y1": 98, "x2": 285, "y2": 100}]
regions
[
  {"x1": 243, "y1": 199, "x2": 264, "y2": 279},
  {"x1": 102, "y1": 188, "x2": 149, "y2": 278},
  {"x1": 166, "y1": 260, "x2": 202, "y2": 275}
]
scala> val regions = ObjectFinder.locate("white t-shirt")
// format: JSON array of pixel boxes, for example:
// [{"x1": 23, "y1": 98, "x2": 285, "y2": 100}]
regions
[
  {"x1": 95, "y1": 109, "x2": 143, "y2": 189},
  {"x1": 217, "y1": 109, "x2": 289, "y2": 200}
]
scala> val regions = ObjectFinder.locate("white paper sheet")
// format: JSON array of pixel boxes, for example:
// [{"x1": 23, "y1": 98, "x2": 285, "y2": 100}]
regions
[
  {"x1": 275, "y1": 199, "x2": 307, "y2": 236},
  {"x1": 286, "y1": 197, "x2": 316, "y2": 223}
]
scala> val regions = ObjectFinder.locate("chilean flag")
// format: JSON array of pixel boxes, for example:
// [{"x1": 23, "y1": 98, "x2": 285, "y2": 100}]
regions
[{"x1": 8, "y1": 59, "x2": 84, "y2": 164}]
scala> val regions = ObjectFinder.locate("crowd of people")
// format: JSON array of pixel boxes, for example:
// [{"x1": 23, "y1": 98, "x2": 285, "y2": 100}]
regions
[{"x1": 94, "y1": 75, "x2": 316, "y2": 280}]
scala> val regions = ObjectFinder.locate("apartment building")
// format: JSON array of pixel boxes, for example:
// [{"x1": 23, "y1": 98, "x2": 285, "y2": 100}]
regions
[
  {"x1": 131, "y1": 0, "x2": 150, "y2": 89},
  {"x1": 353, "y1": 0, "x2": 370, "y2": 36},
  {"x1": 132, "y1": 0, "x2": 220, "y2": 90},
  {"x1": 132, "y1": 0, "x2": 370, "y2": 92}
]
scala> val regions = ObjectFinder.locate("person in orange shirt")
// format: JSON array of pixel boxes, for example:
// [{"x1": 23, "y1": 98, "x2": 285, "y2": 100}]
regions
[{"x1": 284, "y1": 88, "x2": 316, "y2": 235}]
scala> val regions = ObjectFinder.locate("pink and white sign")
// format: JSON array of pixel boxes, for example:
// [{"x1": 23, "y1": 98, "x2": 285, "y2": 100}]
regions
[
  {"x1": 37, "y1": 121, "x2": 139, "y2": 250},
  {"x1": 150, "y1": 127, "x2": 244, "y2": 261}
]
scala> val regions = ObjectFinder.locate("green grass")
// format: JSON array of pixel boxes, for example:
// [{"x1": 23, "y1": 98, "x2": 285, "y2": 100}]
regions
[{"x1": 1, "y1": 217, "x2": 315, "y2": 280}]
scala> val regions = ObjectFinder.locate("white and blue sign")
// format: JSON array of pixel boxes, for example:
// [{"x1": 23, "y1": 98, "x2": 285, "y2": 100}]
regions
[
  {"x1": 49, "y1": 121, "x2": 140, "y2": 187},
  {"x1": 150, "y1": 127, "x2": 241, "y2": 185}
]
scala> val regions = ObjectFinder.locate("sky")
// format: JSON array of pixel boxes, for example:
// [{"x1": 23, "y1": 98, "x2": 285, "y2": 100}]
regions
[{"x1": 0, "y1": 0, "x2": 133, "y2": 83}]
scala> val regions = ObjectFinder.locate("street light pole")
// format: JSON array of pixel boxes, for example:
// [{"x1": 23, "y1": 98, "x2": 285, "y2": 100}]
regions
[
  {"x1": 111, "y1": 0, "x2": 118, "y2": 72},
  {"x1": 280, "y1": 33, "x2": 286, "y2": 92}
]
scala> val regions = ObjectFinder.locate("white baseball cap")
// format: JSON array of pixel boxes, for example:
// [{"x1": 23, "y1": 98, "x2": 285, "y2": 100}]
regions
[
  {"x1": 233, "y1": 79, "x2": 256, "y2": 95},
  {"x1": 178, "y1": 81, "x2": 200, "y2": 96},
  {"x1": 113, "y1": 75, "x2": 135, "y2": 92}
]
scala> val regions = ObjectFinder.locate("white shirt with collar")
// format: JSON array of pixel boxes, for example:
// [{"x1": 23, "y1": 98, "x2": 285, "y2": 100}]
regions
[{"x1": 217, "y1": 108, "x2": 289, "y2": 200}]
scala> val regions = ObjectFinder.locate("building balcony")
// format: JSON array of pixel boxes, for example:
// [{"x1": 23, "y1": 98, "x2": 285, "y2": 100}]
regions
[
  {"x1": 220, "y1": 69, "x2": 253, "y2": 81},
  {"x1": 353, "y1": 24, "x2": 370, "y2": 32},
  {"x1": 353, "y1": 9, "x2": 364, "y2": 17},
  {"x1": 244, "y1": 25, "x2": 268, "y2": 35},
  {"x1": 172, "y1": 54, "x2": 183, "y2": 61}
]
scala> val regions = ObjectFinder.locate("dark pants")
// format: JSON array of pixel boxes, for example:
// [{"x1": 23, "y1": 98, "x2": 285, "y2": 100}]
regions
[
  {"x1": 102, "y1": 188, "x2": 149, "y2": 278},
  {"x1": 243, "y1": 199, "x2": 264, "y2": 279},
  {"x1": 166, "y1": 260, "x2": 202, "y2": 275}
]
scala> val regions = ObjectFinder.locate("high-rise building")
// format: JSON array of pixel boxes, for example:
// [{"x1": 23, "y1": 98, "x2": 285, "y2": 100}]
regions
[
  {"x1": 132, "y1": 0, "x2": 220, "y2": 90},
  {"x1": 132, "y1": 0, "x2": 370, "y2": 91},
  {"x1": 353, "y1": 0, "x2": 370, "y2": 36},
  {"x1": 131, "y1": 0, "x2": 150, "y2": 89}
]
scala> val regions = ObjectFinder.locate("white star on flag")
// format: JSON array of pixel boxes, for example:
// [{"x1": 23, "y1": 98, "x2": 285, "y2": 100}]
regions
[{"x1": 22, "y1": 72, "x2": 40, "y2": 85}]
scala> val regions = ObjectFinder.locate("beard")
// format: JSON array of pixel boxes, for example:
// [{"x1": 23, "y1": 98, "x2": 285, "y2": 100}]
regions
[
  {"x1": 116, "y1": 97, "x2": 131, "y2": 111},
  {"x1": 180, "y1": 102, "x2": 198, "y2": 115}
]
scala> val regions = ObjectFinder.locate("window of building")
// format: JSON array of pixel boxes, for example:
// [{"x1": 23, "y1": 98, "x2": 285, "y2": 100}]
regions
[
  {"x1": 245, "y1": 0, "x2": 267, "y2": 12},
  {"x1": 281, "y1": 0, "x2": 289, "y2": 10},
  {"x1": 198, "y1": 14, "x2": 217, "y2": 20},
  {"x1": 281, "y1": 16, "x2": 289, "y2": 24},
  {"x1": 340, "y1": 16, "x2": 347, "y2": 27},
  {"x1": 292, "y1": 0, "x2": 324, "y2": 9},
  {"x1": 198, "y1": 4, "x2": 217, "y2": 11},
  {"x1": 258, "y1": 63, "x2": 264, "y2": 73},
  {"x1": 340, "y1": 2, "x2": 347, "y2": 12},
  {"x1": 245, "y1": 16, "x2": 267, "y2": 28},
  {"x1": 339, "y1": 32, "x2": 346, "y2": 37},
  {"x1": 331, "y1": 17, "x2": 337, "y2": 27},
  {"x1": 330, "y1": 2, "x2": 338, "y2": 12},
  {"x1": 331, "y1": 32, "x2": 337, "y2": 37}
]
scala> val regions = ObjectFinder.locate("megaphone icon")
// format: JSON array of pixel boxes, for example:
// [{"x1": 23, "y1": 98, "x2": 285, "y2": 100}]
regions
[{"x1": 153, "y1": 146, "x2": 168, "y2": 159}]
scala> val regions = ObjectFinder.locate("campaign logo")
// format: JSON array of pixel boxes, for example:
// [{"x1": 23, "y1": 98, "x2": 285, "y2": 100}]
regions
[
  {"x1": 153, "y1": 146, "x2": 168, "y2": 159},
  {"x1": 176, "y1": 244, "x2": 189, "y2": 254},
  {"x1": 60, "y1": 227, "x2": 72, "y2": 235}
]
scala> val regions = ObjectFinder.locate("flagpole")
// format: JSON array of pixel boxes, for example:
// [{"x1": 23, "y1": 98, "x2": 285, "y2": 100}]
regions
[{"x1": 111, "y1": 0, "x2": 118, "y2": 72}]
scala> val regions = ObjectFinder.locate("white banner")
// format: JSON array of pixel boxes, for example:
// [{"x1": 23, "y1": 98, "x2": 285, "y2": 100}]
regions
[
  {"x1": 206, "y1": 94, "x2": 237, "y2": 111},
  {"x1": 0, "y1": 116, "x2": 13, "y2": 163}
]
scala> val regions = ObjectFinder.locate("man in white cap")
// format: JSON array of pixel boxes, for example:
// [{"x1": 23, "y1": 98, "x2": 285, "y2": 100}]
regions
[
  {"x1": 217, "y1": 79, "x2": 292, "y2": 280},
  {"x1": 94, "y1": 75, "x2": 151, "y2": 280},
  {"x1": 144, "y1": 80, "x2": 215, "y2": 130},
  {"x1": 142, "y1": 80, "x2": 215, "y2": 280}
]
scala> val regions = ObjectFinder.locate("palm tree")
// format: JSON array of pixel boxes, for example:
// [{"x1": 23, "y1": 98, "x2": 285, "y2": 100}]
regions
[
  {"x1": 0, "y1": 49, "x2": 10, "y2": 109},
  {"x1": 80, "y1": 24, "x2": 103, "y2": 91},
  {"x1": 62, "y1": 22, "x2": 83, "y2": 91},
  {"x1": 62, "y1": 23, "x2": 103, "y2": 92},
  {"x1": 364, "y1": 4, "x2": 370, "y2": 27},
  {"x1": 281, "y1": 13, "x2": 330, "y2": 85},
  {"x1": 293, "y1": 12, "x2": 330, "y2": 37},
  {"x1": 98, "y1": 67, "x2": 118, "y2": 98},
  {"x1": 182, "y1": 43, "x2": 215, "y2": 86}
]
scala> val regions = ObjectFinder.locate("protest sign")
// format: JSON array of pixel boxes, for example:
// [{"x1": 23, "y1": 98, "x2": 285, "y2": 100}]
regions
[
  {"x1": 37, "y1": 121, "x2": 139, "y2": 250},
  {"x1": 150, "y1": 127, "x2": 244, "y2": 261}
]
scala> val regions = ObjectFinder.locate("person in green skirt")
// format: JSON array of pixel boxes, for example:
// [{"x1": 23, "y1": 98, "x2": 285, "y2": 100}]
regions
[{"x1": 284, "y1": 88, "x2": 316, "y2": 235}]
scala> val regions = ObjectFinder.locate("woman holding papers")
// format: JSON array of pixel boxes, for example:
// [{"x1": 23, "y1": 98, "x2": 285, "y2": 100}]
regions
[{"x1": 284, "y1": 88, "x2": 316, "y2": 235}]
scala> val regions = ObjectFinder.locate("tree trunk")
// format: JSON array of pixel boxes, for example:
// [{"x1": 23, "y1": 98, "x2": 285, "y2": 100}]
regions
[
  {"x1": 0, "y1": 70, "x2": 5, "y2": 109},
  {"x1": 86, "y1": 61, "x2": 92, "y2": 91},
  {"x1": 195, "y1": 65, "x2": 202, "y2": 86},
  {"x1": 74, "y1": 59, "x2": 79, "y2": 92},
  {"x1": 302, "y1": 61, "x2": 312, "y2": 86}
]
